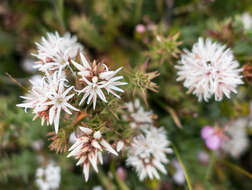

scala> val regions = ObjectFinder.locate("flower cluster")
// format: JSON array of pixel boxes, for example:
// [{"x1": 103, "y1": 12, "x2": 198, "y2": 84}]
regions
[
  {"x1": 32, "y1": 32, "x2": 83, "y2": 72},
  {"x1": 17, "y1": 32, "x2": 126, "y2": 134},
  {"x1": 17, "y1": 32, "x2": 129, "y2": 182},
  {"x1": 35, "y1": 162, "x2": 61, "y2": 190},
  {"x1": 126, "y1": 126, "x2": 172, "y2": 180},
  {"x1": 176, "y1": 37, "x2": 243, "y2": 102}
]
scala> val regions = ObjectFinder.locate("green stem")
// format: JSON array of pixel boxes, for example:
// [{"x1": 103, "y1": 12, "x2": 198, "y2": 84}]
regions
[
  {"x1": 172, "y1": 144, "x2": 193, "y2": 190},
  {"x1": 52, "y1": 0, "x2": 65, "y2": 31}
]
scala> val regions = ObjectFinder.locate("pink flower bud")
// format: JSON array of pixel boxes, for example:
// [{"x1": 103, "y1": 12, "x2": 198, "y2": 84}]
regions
[
  {"x1": 136, "y1": 24, "x2": 146, "y2": 33},
  {"x1": 116, "y1": 167, "x2": 126, "y2": 181}
]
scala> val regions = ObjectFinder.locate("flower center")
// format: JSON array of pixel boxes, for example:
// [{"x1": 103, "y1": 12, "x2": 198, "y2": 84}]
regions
[
  {"x1": 56, "y1": 97, "x2": 64, "y2": 104},
  {"x1": 206, "y1": 60, "x2": 212, "y2": 65}
]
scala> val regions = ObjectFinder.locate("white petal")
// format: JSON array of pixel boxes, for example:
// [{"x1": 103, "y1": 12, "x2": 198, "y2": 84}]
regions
[
  {"x1": 100, "y1": 139, "x2": 118, "y2": 156},
  {"x1": 49, "y1": 106, "x2": 56, "y2": 125},
  {"x1": 79, "y1": 126, "x2": 93, "y2": 135},
  {"x1": 91, "y1": 140, "x2": 102, "y2": 151},
  {"x1": 93, "y1": 131, "x2": 102, "y2": 139},
  {"x1": 88, "y1": 153, "x2": 98, "y2": 172},
  {"x1": 83, "y1": 163, "x2": 90, "y2": 182},
  {"x1": 116, "y1": 141, "x2": 124, "y2": 152},
  {"x1": 54, "y1": 107, "x2": 61, "y2": 134}
]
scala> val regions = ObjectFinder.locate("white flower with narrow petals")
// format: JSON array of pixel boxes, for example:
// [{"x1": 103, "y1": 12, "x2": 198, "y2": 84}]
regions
[
  {"x1": 67, "y1": 126, "x2": 118, "y2": 182},
  {"x1": 17, "y1": 76, "x2": 51, "y2": 125},
  {"x1": 79, "y1": 76, "x2": 108, "y2": 110},
  {"x1": 44, "y1": 71, "x2": 78, "y2": 132},
  {"x1": 17, "y1": 72, "x2": 79, "y2": 133},
  {"x1": 126, "y1": 126, "x2": 172, "y2": 181},
  {"x1": 35, "y1": 162, "x2": 61, "y2": 190},
  {"x1": 73, "y1": 53, "x2": 127, "y2": 109},
  {"x1": 33, "y1": 32, "x2": 83, "y2": 72},
  {"x1": 176, "y1": 38, "x2": 243, "y2": 102}
]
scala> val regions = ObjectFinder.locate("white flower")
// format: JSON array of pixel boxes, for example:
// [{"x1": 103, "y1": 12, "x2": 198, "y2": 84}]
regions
[
  {"x1": 172, "y1": 160, "x2": 185, "y2": 185},
  {"x1": 17, "y1": 71, "x2": 79, "y2": 133},
  {"x1": 33, "y1": 32, "x2": 83, "y2": 72},
  {"x1": 35, "y1": 162, "x2": 61, "y2": 190},
  {"x1": 73, "y1": 53, "x2": 127, "y2": 109},
  {"x1": 176, "y1": 38, "x2": 243, "y2": 102},
  {"x1": 124, "y1": 99, "x2": 153, "y2": 129},
  {"x1": 17, "y1": 75, "x2": 51, "y2": 125},
  {"x1": 241, "y1": 13, "x2": 252, "y2": 30},
  {"x1": 44, "y1": 73, "x2": 79, "y2": 133},
  {"x1": 67, "y1": 126, "x2": 118, "y2": 182},
  {"x1": 126, "y1": 126, "x2": 172, "y2": 181},
  {"x1": 221, "y1": 118, "x2": 249, "y2": 158}
]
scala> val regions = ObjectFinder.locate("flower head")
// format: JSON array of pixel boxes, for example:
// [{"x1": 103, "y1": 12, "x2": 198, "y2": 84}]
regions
[
  {"x1": 73, "y1": 53, "x2": 127, "y2": 109},
  {"x1": 126, "y1": 126, "x2": 172, "y2": 181},
  {"x1": 176, "y1": 38, "x2": 243, "y2": 101},
  {"x1": 67, "y1": 126, "x2": 118, "y2": 182},
  {"x1": 17, "y1": 71, "x2": 79, "y2": 133},
  {"x1": 33, "y1": 32, "x2": 83, "y2": 72}
]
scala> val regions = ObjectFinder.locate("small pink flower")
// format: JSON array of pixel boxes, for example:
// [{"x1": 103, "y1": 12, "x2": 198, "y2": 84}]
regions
[
  {"x1": 205, "y1": 135, "x2": 221, "y2": 150},
  {"x1": 116, "y1": 167, "x2": 126, "y2": 181},
  {"x1": 201, "y1": 126, "x2": 214, "y2": 139},
  {"x1": 136, "y1": 24, "x2": 146, "y2": 33},
  {"x1": 201, "y1": 125, "x2": 224, "y2": 150}
]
